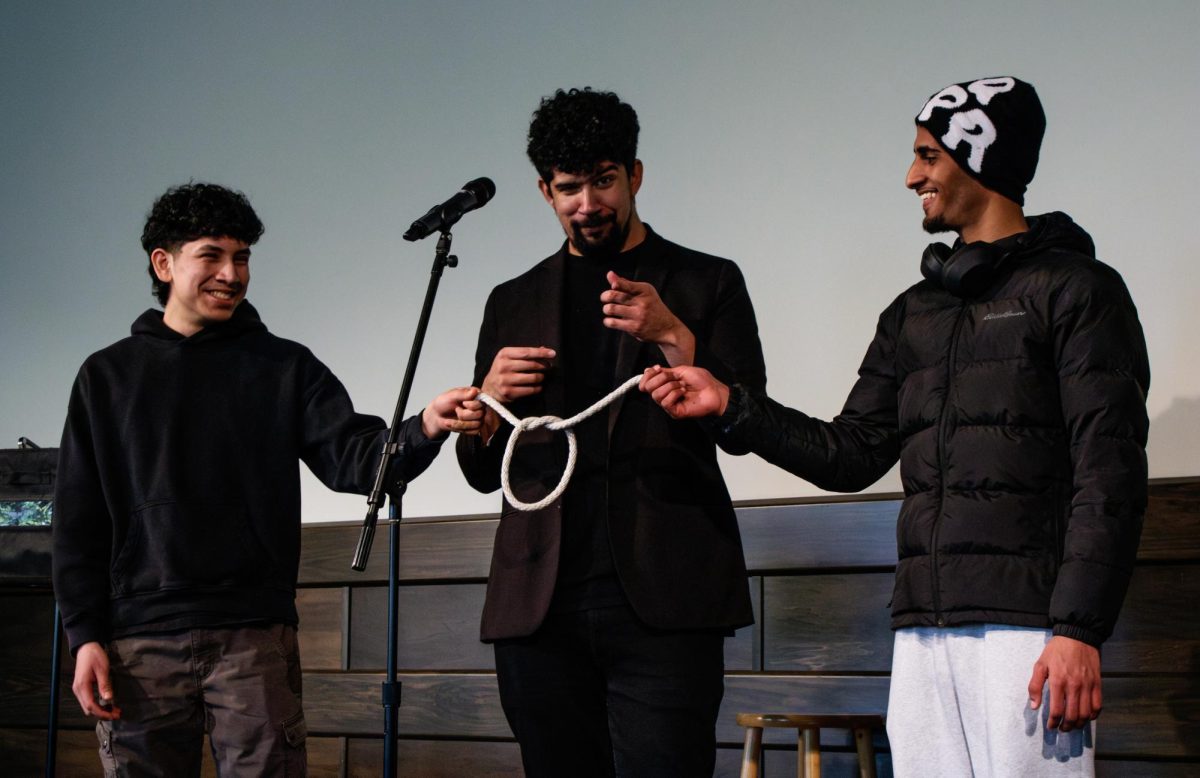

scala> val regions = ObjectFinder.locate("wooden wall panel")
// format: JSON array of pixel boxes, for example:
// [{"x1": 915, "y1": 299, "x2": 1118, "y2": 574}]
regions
[
  {"x1": 1139, "y1": 479, "x2": 1200, "y2": 560},
  {"x1": 762, "y1": 573, "x2": 894, "y2": 672},
  {"x1": 295, "y1": 586, "x2": 346, "y2": 670},
  {"x1": 4, "y1": 728, "x2": 100, "y2": 777},
  {"x1": 299, "y1": 519, "x2": 496, "y2": 585},
  {"x1": 762, "y1": 565, "x2": 1200, "y2": 675},
  {"x1": 3, "y1": 478, "x2": 1195, "y2": 774},
  {"x1": 738, "y1": 501, "x2": 900, "y2": 572},
  {"x1": 348, "y1": 583, "x2": 492, "y2": 671},
  {"x1": 1105, "y1": 564, "x2": 1200, "y2": 673},
  {"x1": 345, "y1": 580, "x2": 759, "y2": 673},
  {"x1": 1095, "y1": 762, "x2": 1200, "y2": 777},
  {"x1": 346, "y1": 737, "x2": 524, "y2": 777},
  {"x1": 303, "y1": 672, "x2": 511, "y2": 739},
  {"x1": 725, "y1": 576, "x2": 760, "y2": 672}
]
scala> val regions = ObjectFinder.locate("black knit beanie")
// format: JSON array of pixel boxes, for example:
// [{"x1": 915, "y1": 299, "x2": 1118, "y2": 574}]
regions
[{"x1": 915, "y1": 76, "x2": 1045, "y2": 205}]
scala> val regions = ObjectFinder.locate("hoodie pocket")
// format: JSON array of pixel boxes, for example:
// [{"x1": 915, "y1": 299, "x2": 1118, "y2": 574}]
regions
[{"x1": 111, "y1": 500, "x2": 275, "y2": 595}]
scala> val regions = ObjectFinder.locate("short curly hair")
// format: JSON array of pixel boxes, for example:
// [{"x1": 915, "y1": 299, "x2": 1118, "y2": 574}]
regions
[
  {"x1": 141, "y1": 182, "x2": 264, "y2": 306},
  {"x1": 526, "y1": 88, "x2": 639, "y2": 183}
]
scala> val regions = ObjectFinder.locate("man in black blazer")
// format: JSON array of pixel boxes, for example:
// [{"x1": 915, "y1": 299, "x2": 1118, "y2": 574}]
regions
[{"x1": 456, "y1": 88, "x2": 766, "y2": 777}]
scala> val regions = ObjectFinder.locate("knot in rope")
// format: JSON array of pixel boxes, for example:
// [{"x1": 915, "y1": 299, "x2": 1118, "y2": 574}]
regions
[{"x1": 477, "y1": 374, "x2": 642, "y2": 511}]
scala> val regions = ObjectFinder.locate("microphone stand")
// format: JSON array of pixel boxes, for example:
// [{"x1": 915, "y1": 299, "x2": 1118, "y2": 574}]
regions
[{"x1": 350, "y1": 230, "x2": 458, "y2": 778}]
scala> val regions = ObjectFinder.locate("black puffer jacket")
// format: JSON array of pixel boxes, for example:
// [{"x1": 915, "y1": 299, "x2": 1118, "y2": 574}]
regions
[{"x1": 721, "y1": 213, "x2": 1149, "y2": 646}]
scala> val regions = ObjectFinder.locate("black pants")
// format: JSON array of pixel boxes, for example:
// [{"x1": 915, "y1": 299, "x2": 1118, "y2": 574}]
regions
[{"x1": 494, "y1": 604, "x2": 725, "y2": 778}]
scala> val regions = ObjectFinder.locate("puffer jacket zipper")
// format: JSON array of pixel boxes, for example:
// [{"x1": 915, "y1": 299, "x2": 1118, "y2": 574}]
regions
[{"x1": 932, "y1": 302, "x2": 970, "y2": 627}]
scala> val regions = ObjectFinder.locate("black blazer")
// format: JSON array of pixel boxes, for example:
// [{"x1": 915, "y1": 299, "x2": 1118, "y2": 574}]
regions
[{"x1": 457, "y1": 228, "x2": 767, "y2": 641}]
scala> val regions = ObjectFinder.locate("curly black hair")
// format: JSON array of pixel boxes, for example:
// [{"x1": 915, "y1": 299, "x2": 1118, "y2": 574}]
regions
[
  {"x1": 526, "y1": 88, "x2": 639, "y2": 183},
  {"x1": 141, "y1": 182, "x2": 264, "y2": 306}
]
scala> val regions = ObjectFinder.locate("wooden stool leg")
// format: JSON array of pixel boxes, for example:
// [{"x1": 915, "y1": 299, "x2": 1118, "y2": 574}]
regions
[
  {"x1": 740, "y1": 725, "x2": 763, "y2": 778},
  {"x1": 854, "y1": 727, "x2": 876, "y2": 778},
  {"x1": 798, "y1": 727, "x2": 820, "y2": 778}
]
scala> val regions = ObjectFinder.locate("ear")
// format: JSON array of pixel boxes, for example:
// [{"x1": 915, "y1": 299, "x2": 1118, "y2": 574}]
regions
[
  {"x1": 628, "y1": 160, "x2": 644, "y2": 196},
  {"x1": 150, "y1": 248, "x2": 174, "y2": 283},
  {"x1": 537, "y1": 176, "x2": 554, "y2": 205}
]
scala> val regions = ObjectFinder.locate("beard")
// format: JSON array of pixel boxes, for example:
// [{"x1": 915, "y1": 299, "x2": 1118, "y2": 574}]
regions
[
  {"x1": 922, "y1": 214, "x2": 955, "y2": 235},
  {"x1": 569, "y1": 212, "x2": 630, "y2": 257}
]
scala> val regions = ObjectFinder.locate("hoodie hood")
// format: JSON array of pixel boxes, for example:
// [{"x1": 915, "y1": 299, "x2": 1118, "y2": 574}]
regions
[
  {"x1": 131, "y1": 301, "x2": 268, "y2": 343},
  {"x1": 1012, "y1": 211, "x2": 1096, "y2": 259}
]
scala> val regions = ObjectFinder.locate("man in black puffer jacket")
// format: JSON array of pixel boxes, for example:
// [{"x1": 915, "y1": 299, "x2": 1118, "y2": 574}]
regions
[{"x1": 640, "y1": 77, "x2": 1149, "y2": 775}]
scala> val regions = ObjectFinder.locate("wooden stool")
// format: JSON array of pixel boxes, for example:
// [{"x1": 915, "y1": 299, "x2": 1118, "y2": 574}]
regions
[{"x1": 736, "y1": 713, "x2": 885, "y2": 778}]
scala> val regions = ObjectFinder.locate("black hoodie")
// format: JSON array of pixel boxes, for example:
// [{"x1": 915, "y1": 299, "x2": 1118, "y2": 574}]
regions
[
  {"x1": 720, "y1": 212, "x2": 1150, "y2": 646},
  {"x1": 53, "y1": 302, "x2": 442, "y2": 653}
]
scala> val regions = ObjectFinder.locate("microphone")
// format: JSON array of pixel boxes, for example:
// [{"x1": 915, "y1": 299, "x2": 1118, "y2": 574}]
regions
[{"x1": 403, "y1": 177, "x2": 496, "y2": 241}]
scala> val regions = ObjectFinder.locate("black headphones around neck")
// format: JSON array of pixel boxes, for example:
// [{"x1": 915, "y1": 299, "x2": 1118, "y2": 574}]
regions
[{"x1": 920, "y1": 240, "x2": 1001, "y2": 297}]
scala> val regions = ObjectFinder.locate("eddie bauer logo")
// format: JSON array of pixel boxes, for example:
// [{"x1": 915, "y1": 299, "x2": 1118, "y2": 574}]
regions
[{"x1": 982, "y1": 310, "x2": 1026, "y2": 321}]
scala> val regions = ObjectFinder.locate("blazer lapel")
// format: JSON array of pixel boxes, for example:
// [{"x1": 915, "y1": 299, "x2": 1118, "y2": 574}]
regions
[{"x1": 538, "y1": 247, "x2": 567, "y2": 417}]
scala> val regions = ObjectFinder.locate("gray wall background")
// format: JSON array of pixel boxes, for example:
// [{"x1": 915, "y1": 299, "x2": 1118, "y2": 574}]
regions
[{"x1": 3, "y1": 1, "x2": 1196, "y2": 521}]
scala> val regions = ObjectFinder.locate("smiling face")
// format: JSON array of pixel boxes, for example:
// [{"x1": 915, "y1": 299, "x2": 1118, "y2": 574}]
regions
[
  {"x1": 151, "y1": 235, "x2": 250, "y2": 336},
  {"x1": 538, "y1": 160, "x2": 645, "y2": 256},
  {"x1": 905, "y1": 126, "x2": 991, "y2": 238}
]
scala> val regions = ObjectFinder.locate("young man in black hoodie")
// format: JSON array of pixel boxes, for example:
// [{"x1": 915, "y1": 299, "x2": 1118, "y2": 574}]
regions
[
  {"x1": 53, "y1": 182, "x2": 482, "y2": 775},
  {"x1": 641, "y1": 78, "x2": 1149, "y2": 775}
]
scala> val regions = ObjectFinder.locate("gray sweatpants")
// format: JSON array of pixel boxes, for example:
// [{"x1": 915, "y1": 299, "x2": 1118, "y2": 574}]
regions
[
  {"x1": 96, "y1": 623, "x2": 307, "y2": 777},
  {"x1": 887, "y1": 625, "x2": 1094, "y2": 777}
]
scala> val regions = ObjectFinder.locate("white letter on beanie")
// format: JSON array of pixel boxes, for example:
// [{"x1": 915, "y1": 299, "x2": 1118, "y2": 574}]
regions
[
  {"x1": 967, "y1": 77, "x2": 1015, "y2": 106},
  {"x1": 917, "y1": 85, "x2": 968, "y2": 122},
  {"x1": 941, "y1": 109, "x2": 997, "y2": 173}
]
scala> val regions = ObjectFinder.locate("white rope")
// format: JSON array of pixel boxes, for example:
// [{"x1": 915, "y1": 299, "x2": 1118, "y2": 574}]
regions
[{"x1": 477, "y1": 374, "x2": 643, "y2": 511}]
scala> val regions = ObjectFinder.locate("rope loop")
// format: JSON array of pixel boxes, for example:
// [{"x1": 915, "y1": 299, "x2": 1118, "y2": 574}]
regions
[{"x1": 478, "y1": 374, "x2": 641, "y2": 512}]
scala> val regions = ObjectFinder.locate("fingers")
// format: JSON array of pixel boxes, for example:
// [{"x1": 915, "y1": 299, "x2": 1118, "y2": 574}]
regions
[
  {"x1": 424, "y1": 388, "x2": 489, "y2": 438},
  {"x1": 639, "y1": 366, "x2": 668, "y2": 392},
  {"x1": 638, "y1": 366, "x2": 680, "y2": 400},
  {"x1": 656, "y1": 388, "x2": 689, "y2": 418},
  {"x1": 1063, "y1": 680, "x2": 1082, "y2": 730},
  {"x1": 451, "y1": 398, "x2": 485, "y2": 436},
  {"x1": 446, "y1": 386, "x2": 479, "y2": 403},
  {"x1": 1027, "y1": 662, "x2": 1048, "y2": 709},
  {"x1": 73, "y1": 643, "x2": 121, "y2": 720},
  {"x1": 496, "y1": 346, "x2": 556, "y2": 362},
  {"x1": 1045, "y1": 675, "x2": 1066, "y2": 730},
  {"x1": 606, "y1": 270, "x2": 644, "y2": 293},
  {"x1": 483, "y1": 347, "x2": 556, "y2": 401},
  {"x1": 1043, "y1": 670, "x2": 1099, "y2": 732}
]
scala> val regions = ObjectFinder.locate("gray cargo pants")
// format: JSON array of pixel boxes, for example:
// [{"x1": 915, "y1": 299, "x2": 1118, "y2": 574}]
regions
[{"x1": 95, "y1": 623, "x2": 307, "y2": 777}]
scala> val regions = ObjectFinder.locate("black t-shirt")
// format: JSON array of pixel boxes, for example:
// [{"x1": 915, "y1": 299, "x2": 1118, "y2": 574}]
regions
[{"x1": 551, "y1": 244, "x2": 644, "y2": 613}]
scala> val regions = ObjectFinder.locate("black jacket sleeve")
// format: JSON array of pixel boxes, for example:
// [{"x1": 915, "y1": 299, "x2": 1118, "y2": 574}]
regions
[
  {"x1": 716, "y1": 297, "x2": 902, "y2": 492},
  {"x1": 52, "y1": 368, "x2": 114, "y2": 653},
  {"x1": 299, "y1": 356, "x2": 444, "y2": 495},
  {"x1": 1048, "y1": 263, "x2": 1150, "y2": 646}
]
